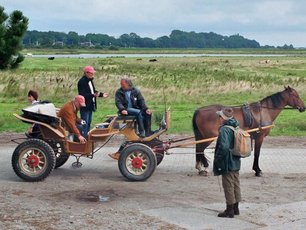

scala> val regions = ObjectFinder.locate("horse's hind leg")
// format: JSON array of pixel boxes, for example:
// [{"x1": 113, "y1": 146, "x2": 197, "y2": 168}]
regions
[{"x1": 195, "y1": 142, "x2": 211, "y2": 175}]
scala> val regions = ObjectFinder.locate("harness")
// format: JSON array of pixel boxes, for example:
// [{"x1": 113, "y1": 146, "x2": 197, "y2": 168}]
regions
[{"x1": 242, "y1": 102, "x2": 273, "y2": 130}]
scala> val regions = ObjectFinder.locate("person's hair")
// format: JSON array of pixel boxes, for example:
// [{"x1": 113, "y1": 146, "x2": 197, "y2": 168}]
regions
[
  {"x1": 121, "y1": 77, "x2": 134, "y2": 87},
  {"x1": 28, "y1": 90, "x2": 38, "y2": 100}
]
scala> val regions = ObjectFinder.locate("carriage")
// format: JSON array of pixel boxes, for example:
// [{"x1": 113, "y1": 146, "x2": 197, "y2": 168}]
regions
[
  {"x1": 11, "y1": 87, "x2": 305, "y2": 182},
  {"x1": 11, "y1": 102, "x2": 172, "y2": 182}
]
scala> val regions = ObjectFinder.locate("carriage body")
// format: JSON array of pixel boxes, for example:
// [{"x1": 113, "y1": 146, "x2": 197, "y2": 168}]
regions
[{"x1": 11, "y1": 103, "x2": 170, "y2": 182}]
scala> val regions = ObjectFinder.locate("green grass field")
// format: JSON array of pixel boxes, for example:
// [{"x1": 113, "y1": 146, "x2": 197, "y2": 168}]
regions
[{"x1": 1, "y1": 53, "x2": 306, "y2": 135}]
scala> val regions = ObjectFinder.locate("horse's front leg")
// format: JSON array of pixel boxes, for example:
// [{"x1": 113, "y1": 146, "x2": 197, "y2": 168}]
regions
[{"x1": 253, "y1": 135, "x2": 265, "y2": 177}]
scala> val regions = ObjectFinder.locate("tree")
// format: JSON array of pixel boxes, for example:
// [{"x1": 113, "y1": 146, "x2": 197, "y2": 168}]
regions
[
  {"x1": 22, "y1": 29, "x2": 266, "y2": 49},
  {"x1": 67, "y1": 31, "x2": 79, "y2": 46},
  {"x1": 0, "y1": 6, "x2": 28, "y2": 69}
]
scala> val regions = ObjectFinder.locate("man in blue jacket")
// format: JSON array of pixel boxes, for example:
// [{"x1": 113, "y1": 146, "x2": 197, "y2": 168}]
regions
[
  {"x1": 213, "y1": 108, "x2": 241, "y2": 218},
  {"x1": 77, "y1": 66, "x2": 109, "y2": 135}
]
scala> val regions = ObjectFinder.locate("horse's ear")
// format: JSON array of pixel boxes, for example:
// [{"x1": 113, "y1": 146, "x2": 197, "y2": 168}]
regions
[{"x1": 284, "y1": 86, "x2": 293, "y2": 93}]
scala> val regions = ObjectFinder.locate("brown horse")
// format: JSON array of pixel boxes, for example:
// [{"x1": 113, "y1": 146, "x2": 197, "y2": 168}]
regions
[{"x1": 192, "y1": 86, "x2": 305, "y2": 176}]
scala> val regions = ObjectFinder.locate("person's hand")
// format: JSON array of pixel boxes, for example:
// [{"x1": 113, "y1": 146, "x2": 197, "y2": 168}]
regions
[
  {"x1": 146, "y1": 109, "x2": 152, "y2": 115},
  {"x1": 28, "y1": 126, "x2": 33, "y2": 133},
  {"x1": 94, "y1": 92, "x2": 100, "y2": 97},
  {"x1": 103, "y1": 92, "x2": 109, "y2": 98},
  {"x1": 78, "y1": 135, "x2": 87, "y2": 144},
  {"x1": 121, "y1": 110, "x2": 128, "y2": 115}
]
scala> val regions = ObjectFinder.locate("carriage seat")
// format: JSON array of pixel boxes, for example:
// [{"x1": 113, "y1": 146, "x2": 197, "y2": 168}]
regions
[
  {"x1": 22, "y1": 103, "x2": 60, "y2": 127},
  {"x1": 116, "y1": 115, "x2": 137, "y2": 122},
  {"x1": 95, "y1": 122, "x2": 110, "y2": 129},
  {"x1": 113, "y1": 115, "x2": 137, "y2": 130},
  {"x1": 116, "y1": 115, "x2": 136, "y2": 120}
]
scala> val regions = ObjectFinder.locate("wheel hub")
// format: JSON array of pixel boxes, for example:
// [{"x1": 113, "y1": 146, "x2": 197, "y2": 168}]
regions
[
  {"x1": 131, "y1": 157, "x2": 143, "y2": 169},
  {"x1": 27, "y1": 155, "x2": 40, "y2": 167}
]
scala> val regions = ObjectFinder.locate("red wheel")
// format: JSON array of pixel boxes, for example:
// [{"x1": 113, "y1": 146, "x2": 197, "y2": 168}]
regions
[
  {"x1": 12, "y1": 139, "x2": 56, "y2": 182},
  {"x1": 26, "y1": 154, "x2": 40, "y2": 168},
  {"x1": 118, "y1": 143, "x2": 157, "y2": 181},
  {"x1": 131, "y1": 157, "x2": 143, "y2": 169}
]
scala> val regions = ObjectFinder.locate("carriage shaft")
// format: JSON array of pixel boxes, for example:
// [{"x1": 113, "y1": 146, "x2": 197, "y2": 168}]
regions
[{"x1": 167, "y1": 124, "x2": 274, "y2": 149}]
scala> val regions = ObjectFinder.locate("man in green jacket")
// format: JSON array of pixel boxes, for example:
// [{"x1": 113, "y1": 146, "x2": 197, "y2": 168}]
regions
[{"x1": 213, "y1": 108, "x2": 241, "y2": 218}]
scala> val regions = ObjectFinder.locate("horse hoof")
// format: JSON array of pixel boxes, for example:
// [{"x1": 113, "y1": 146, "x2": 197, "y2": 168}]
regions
[{"x1": 255, "y1": 171, "x2": 263, "y2": 177}]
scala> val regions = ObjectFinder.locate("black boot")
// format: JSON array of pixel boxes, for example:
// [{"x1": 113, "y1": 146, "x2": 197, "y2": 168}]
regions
[
  {"x1": 234, "y1": 202, "x2": 240, "y2": 215},
  {"x1": 218, "y1": 204, "x2": 234, "y2": 218},
  {"x1": 137, "y1": 120, "x2": 146, "y2": 138},
  {"x1": 144, "y1": 114, "x2": 153, "y2": 136}
]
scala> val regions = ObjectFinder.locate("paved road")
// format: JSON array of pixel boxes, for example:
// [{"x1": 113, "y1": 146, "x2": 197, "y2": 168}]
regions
[
  {"x1": 1, "y1": 145, "x2": 305, "y2": 180},
  {"x1": 0, "y1": 144, "x2": 305, "y2": 229}
]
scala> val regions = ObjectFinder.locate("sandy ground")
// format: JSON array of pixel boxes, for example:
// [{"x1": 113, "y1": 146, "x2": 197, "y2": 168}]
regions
[{"x1": 0, "y1": 133, "x2": 305, "y2": 230}]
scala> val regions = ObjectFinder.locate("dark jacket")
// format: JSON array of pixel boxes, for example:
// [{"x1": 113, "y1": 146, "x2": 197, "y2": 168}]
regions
[
  {"x1": 115, "y1": 87, "x2": 148, "y2": 112},
  {"x1": 77, "y1": 76, "x2": 104, "y2": 112},
  {"x1": 213, "y1": 118, "x2": 241, "y2": 176}
]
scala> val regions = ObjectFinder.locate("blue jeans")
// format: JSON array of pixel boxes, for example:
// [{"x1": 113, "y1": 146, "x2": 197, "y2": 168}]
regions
[
  {"x1": 80, "y1": 109, "x2": 92, "y2": 135},
  {"x1": 127, "y1": 108, "x2": 145, "y2": 133},
  {"x1": 76, "y1": 123, "x2": 87, "y2": 138}
]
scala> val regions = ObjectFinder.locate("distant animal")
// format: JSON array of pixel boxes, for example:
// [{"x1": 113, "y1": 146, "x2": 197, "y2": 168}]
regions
[
  {"x1": 259, "y1": 59, "x2": 270, "y2": 64},
  {"x1": 48, "y1": 57, "x2": 55, "y2": 60},
  {"x1": 149, "y1": 59, "x2": 157, "y2": 62},
  {"x1": 192, "y1": 86, "x2": 305, "y2": 177}
]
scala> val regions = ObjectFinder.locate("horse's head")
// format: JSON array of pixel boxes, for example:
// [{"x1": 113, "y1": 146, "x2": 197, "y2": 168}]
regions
[{"x1": 284, "y1": 86, "x2": 305, "y2": 112}]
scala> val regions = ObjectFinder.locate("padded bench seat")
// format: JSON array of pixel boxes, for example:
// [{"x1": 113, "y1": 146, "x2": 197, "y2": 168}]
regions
[{"x1": 116, "y1": 115, "x2": 137, "y2": 121}]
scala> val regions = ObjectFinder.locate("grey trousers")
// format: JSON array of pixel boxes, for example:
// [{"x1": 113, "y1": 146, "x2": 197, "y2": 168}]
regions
[{"x1": 222, "y1": 170, "x2": 241, "y2": 205}]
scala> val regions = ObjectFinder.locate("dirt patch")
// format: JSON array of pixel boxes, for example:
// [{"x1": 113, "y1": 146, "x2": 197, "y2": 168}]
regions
[{"x1": 0, "y1": 170, "x2": 305, "y2": 229}]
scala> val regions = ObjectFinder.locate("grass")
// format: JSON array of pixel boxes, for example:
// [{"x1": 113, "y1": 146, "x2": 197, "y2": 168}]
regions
[{"x1": 1, "y1": 54, "x2": 306, "y2": 135}]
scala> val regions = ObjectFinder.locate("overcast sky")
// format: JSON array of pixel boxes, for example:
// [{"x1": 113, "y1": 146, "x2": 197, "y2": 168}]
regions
[{"x1": 2, "y1": 0, "x2": 306, "y2": 47}]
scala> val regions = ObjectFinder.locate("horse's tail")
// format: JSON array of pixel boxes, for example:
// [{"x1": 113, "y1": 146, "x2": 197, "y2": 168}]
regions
[
  {"x1": 192, "y1": 109, "x2": 203, "y2": 140},
  {"x1": 192, "y1": 108, "x2": 209, "y2": 168}
]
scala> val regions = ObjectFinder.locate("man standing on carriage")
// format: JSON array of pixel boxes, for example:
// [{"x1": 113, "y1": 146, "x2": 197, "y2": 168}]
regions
[
  {"x1": 213, "y1": 108, "x2": 241, "y2": 218},
  {"x1": 77, "y1": 66, "x2": 109, "y2": 135}
]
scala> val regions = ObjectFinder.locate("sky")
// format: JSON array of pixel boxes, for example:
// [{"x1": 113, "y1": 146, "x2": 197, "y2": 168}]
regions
[{"x1": 1, "y1": 0, "x2": 306, "y2": 47}]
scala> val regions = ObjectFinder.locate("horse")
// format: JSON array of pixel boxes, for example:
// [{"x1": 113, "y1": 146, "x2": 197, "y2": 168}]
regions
[{"x1": 192, "y1": 86, "x2": 305, "y2": 177}]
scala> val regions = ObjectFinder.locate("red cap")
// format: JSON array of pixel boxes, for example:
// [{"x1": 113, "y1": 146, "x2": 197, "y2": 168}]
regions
[
  {"x1": 75, "y1": 95, "x2": 86, "y2": 107},
  {"x1": 83, "y1": 66, "x2": 96, "y2": 74}
]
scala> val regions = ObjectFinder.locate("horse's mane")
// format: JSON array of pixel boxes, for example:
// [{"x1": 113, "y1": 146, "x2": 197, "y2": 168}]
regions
[{"x1": 260, "y1": 91, "x2": 284, "y2": 108}]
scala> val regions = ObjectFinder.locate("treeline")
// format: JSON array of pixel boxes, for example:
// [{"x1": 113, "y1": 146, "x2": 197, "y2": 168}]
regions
[{"x1": 23, "y1": 29, "x2": 267, "y2": 49}]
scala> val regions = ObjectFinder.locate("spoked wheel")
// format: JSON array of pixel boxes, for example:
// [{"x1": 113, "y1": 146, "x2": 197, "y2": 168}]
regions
[
  {"x1": 155, "y1": 153, "x2": 164, "y2": 166},
  {"x1": 49, "y1": 142, "x2": 70, "y2": 169},
  {"x1": 12, "y1": 139, "x2": 56, "y2": 182},
  {"x1": 55, "y1": 151, "x2": 70, "y2": 169},
  {"x1": 55, "y1": 151, "x2": 70, "y2": 168},
  {"x1": 118, "y1": 143, "x2": 157, "y2": 181}
]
